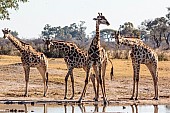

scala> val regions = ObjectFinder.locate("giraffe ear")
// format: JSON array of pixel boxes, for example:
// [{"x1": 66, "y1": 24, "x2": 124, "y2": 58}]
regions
[{"x1": 93, "y1": 18, "x2": 97, "y2": 20}]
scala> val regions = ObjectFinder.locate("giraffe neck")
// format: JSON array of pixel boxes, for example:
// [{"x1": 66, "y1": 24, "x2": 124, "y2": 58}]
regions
[
  {"x1": 7, "y1": 34, "x2": 25, "y2": 52},
  {"x1": 118, "y1": 37, "x2": 143, "y2": 48},
  {"x1": 52, "y1": 41, "x2": 77, "y2": 55},
  {"x1": 89, "y1": 22, "x2": 100, "y2": 47},
  {"x1": 95, "y1": 22, "x2": 100, "y2": 42}
]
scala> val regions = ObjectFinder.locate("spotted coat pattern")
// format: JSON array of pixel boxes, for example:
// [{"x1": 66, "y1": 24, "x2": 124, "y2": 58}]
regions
[
  {"x1": 114, "y1": 32, "x2": 158, "y2": 100},
  {"x1": 45, "y1": 40, "x2": 113, "y2": 100},
  {"x1": 2, "y1": 28, "x2": 48, "y2": 97}
]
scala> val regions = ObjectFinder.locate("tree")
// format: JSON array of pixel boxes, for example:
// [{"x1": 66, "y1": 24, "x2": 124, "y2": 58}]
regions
[
  {"x1": 141, "y1": 17, "x2": 169, "y2": 49},
  {"x1": 0, "y1": 0, "x2": 28, "y2": 20},
  {"x1": 165, "y1": 7, "x2": 170, "y2": 49},
  {"x1": 41, "y1": 22, "x2": 88, "y2": 51},
  {"x1": 119, "y1": 22, "x2": 140, "y2": 37},
  {"x1": 166, "y1": 7, "x2": 170, "y2": 20},
  {"x1": 100, "y1": 28, "x2": 115, "y2": 42},
  {"x1": 11, "y1": 30, "x2": 19, "y2": 38},
  {"x1": 41, "y1": 22, "x2": 87, "y2": 41}
]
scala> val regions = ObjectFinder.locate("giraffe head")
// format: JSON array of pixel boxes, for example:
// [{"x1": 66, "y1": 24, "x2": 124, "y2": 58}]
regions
[
  {"x1": 2, "y1": 28, "x2": 11, "y2": 39},
  {"x1": 93, "y1": 13, "x2": 110, "y2": 26},
  {"x1": 43, "y1": 38, "x2": 53, "y2": 51}
]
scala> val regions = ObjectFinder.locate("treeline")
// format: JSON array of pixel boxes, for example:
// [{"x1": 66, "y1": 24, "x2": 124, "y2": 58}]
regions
[{"x1": 0, "y1": 8, "x2": 170, "y2": 58}]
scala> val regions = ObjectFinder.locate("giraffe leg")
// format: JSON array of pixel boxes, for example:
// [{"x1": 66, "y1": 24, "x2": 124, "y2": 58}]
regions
[
  {"x1": 146, "y1": 63, "x2": 158, "y2": 100},
  {"x1": 78, "y1": 104, "x2": 85, "y2": 113},
  {"x1": 23, "y1": 66, "x2": 30, "y2": 97},
  {"x1": 94, "y1": 104, "x2": 99, "y2": 112},
  {"x1": 102, "y1": 60, "x2": 107, "y2": 98},
  {"x1": 130, "y1": 73, "x2": 136, "y2": 100},
  {"x1": 131, "y1": 105, "x2": 135, "y2": 113},
  {"x1": 98, "y1": 63, "x2": 107, "y2": 104},
  {"x1": 135, "y1": 105, "x2": 138, "y2": 113},
  {"x1": 102, "y1": 104, "x2": 106, "y2": 112},
  {"x1": 37, "y1": 66, "x2": 48, "y2": 97},
  {"x1": 64, "y1": 68, "x2": 73, "y2": 99},
  {"x1": 154, "y1": 105, "x2": 158, "y2": 113},
  {"x1": 64, "y1": 104, "x2": 67, "y2": 113},
  {"x1": 89, "y1": 73, "x2": 97, "y2": 100},
  {"x1": 93, "y1": 65, "x2": 99, "y2": 101},
  {"x1": 130, "y1": 63, "x2": 139, "y2": 100},
  {"x1": 70, "y1": 71, "x2": 74, "y2": 99},
  {"x1": 83, "y1": 69, "x2": 97, "y2": 99},
  {"x1": 135, "y1": 64, "x2": 140, "y2": 100},
  {"x1": 46, "y1": 72, "x2": 48, "y2": 93},
  {"x1": 78, "y1": 63, "x2": 92, "y2": 103}
]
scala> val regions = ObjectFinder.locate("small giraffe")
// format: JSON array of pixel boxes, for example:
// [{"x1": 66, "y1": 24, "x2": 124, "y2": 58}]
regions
[
  {"x1": 44, "y1": 39, "x2": 114, "y2": 100},
  {"x1": 78, "y1": 13, "x2": 110, "y2": 104},
  {"x1": 113, "y1": 31, "x2": 158, "y2": 100},
  {"x1": 2, "y1": 28, "x2": 48, "y2": 97}
]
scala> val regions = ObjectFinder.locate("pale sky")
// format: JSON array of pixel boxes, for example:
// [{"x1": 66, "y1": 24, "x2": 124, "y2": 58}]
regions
[{"x1": 0, "y1": 0, "x2": 169, "y2": 39}]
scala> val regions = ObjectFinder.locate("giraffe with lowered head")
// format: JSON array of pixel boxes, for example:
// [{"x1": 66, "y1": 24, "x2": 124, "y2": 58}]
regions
[
  {"x1": 78, "y1": 13, "x2": 110, "y2": 104},
  {"x1": 44, "y1": 39, "x2": 114, "y2": 100},
  {"x1": 2, "y1": 28, "x2": 48, "y2": 97},
  {"x1": 113, "y1": 31, "x2": 158, "y2": 100}
]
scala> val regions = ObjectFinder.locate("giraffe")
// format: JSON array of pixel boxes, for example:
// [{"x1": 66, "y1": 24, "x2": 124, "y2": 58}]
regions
[
  {"x1": 44, "y1": 39, "x2": 114, "y2": 100},
  {"x1": 113, "y1": 31, "x2": 158, "y2": 100},
  {"x1": 2, "y1": 28, "x2": 48, "y2": 97},
  {"x1": 78, "y1": 13, "x2": 110, "y2": 104}
]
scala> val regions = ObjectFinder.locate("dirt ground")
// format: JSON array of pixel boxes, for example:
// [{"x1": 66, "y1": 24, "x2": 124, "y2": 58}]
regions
[{"x1": 0, "y1": 55, "x2": 170, "y2": 105}]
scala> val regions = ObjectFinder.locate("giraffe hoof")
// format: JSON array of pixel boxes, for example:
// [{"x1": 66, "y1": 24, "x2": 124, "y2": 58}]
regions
[
  {"x1": 70, "y1": 97, "x2": 74, "y2": 100},
  {"x1": 43, "y1": 93, "x2": 47, "y2": 97},
  {"x1": 93, "y1": 98, "x2": 98, "y2": 101},
  {"x1": 24, "y1": 94, "x2": 28, "y2": 97},
  {"x1": 77, "y1": 99, "x2": 82, "y2": 103},
  {"x1": 135, "y1": 98, "x2": 138, "y2": 100},
  {"x1": 103, "y1": 100, "x2": 107, "y2": 105},
  {"x1": 129, "y1": 97, "x2": 134, "y2": 100},
  {"x1": 153, "y1": 97, "x2": 158, "y2": 100},
  {"x1": 64, "y1": 97, "x2": 67, "y2": 100}
]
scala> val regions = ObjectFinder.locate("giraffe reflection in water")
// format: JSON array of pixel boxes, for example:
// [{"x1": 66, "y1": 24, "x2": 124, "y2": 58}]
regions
[
  {"x1": 20, "y1": 103, "x2": 159, "y2": 113},
  {"x1": 131, "y1": 104, "x2": 158, "y2": 113},
  {"x1": 23, "y1": 104, "x2": 47, "y2": 113},
  {"x1": 64, "y1": 103, "x2": 106, "y2": 113}
]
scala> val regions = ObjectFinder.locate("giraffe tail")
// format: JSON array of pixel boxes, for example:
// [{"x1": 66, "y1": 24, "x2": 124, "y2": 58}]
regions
[
  {"x1": 108, "y1": 59, "x2": 114, "y2": 81},
  {"x1": 46, "y1": 72, "x2": 49, "y2": 86}
]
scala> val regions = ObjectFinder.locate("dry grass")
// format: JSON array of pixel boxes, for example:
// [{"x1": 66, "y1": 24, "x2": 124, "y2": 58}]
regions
[
  {"x1": 1, "y1": 55, "x2": 170, "y2": 102},
  {"x1": 0, "y1": 55, "x2": 169, "y2": 78},
  {"x1": 0, "y1": 55, "x2": 21, "y2": 65}
]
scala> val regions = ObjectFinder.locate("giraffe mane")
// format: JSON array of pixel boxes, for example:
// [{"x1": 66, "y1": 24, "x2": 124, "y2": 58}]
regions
[{"x1": 53, "y1": 40, "x2": 78, "y2": 48}]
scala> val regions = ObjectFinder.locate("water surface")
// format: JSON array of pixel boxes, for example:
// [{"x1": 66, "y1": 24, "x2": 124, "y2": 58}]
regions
[{"x1": 0, "y1": 104, "x2": 170, "y2": 113}]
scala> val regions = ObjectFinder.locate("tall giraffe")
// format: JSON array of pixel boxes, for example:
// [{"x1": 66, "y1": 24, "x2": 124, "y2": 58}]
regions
[
  {"x1": 78, "y1": 13, "x2": 110, "y2": 104},
  {"x1": 2, "y1": 28, "x2": 48, "y2": 97},
  {"x1": 114, "y1": 31, "x2": 158, "y2": 100},
  {"x1": 44, "y1": 39, "x2": 114, "y2": 100}
]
